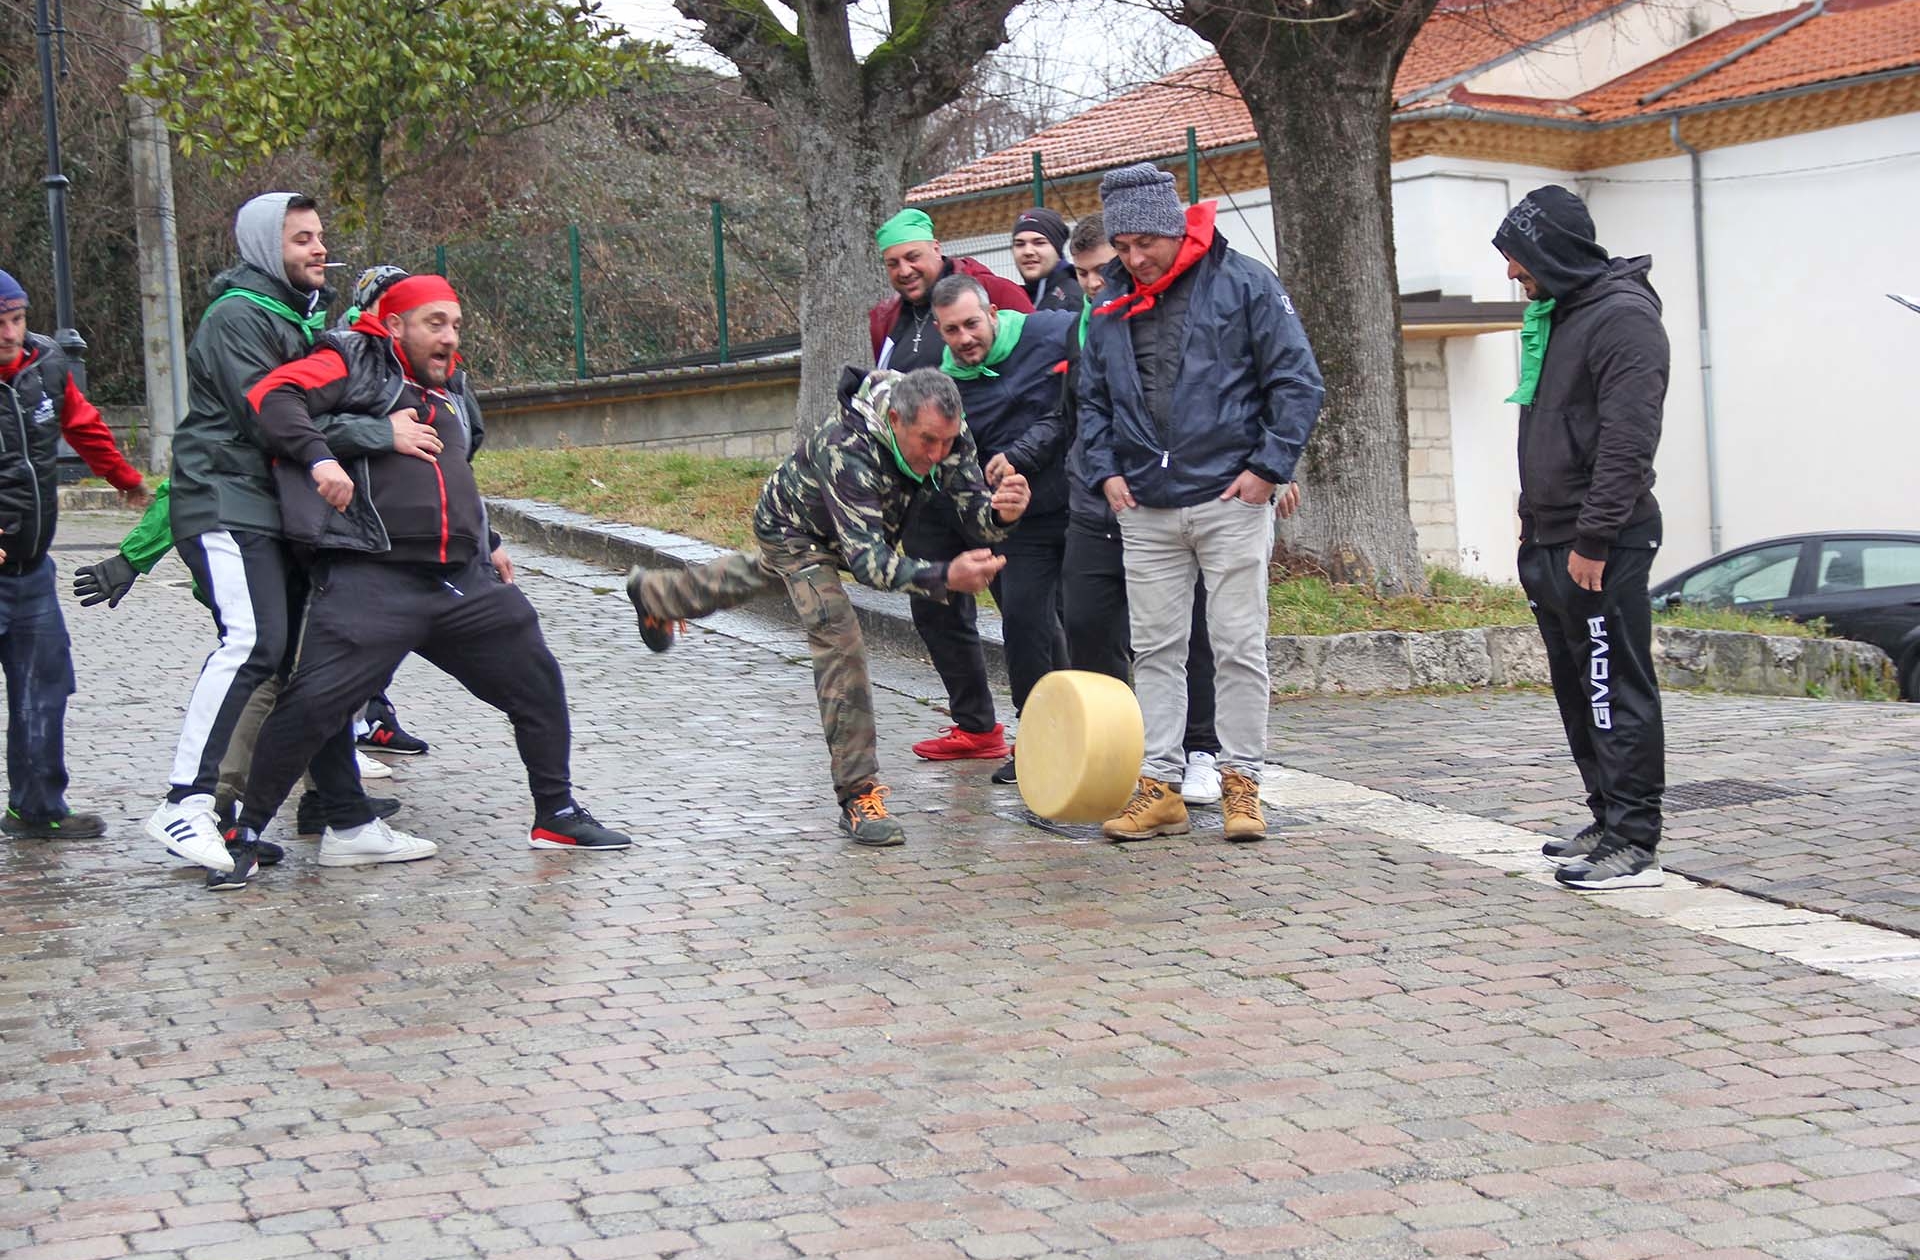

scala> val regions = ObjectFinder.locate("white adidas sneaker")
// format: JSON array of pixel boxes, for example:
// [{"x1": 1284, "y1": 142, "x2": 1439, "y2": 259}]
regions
[
  {"x1": 355, "y1": 751, "x2": 393, "y2": 780},
  {"x1": 147, "y1": 795, "x2": 234, "y2": 872}
]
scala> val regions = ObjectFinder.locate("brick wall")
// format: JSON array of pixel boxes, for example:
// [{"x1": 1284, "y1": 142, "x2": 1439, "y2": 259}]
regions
[{"x1": 1404, "y1": 340, "x2": 1459, "y2": 570}]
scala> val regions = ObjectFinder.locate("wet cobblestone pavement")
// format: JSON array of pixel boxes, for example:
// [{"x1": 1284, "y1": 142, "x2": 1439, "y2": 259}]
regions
[{"x1": 2, "y1": 514, "x2": 1916, "y2": 1260}]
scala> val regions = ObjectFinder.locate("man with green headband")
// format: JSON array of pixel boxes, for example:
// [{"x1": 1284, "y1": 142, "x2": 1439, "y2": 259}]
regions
[
  {"x1": 624, "y1": 367, "x2": 1031, "y2": 849},
  {"x1": 917, "y1": 273, "x2": 1075, "y2": 784},
  {"x1": 868, "y1": 208, "x2": 1032, "y2": 374}
]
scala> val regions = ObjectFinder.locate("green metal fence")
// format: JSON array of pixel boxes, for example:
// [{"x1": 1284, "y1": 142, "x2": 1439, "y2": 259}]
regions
[{"x1": 418, "y1": 201, "x2": 802, "y2": 387}]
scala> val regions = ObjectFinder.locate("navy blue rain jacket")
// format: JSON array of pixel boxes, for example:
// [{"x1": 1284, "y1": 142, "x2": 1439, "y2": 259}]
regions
[
  {"x1": 1076, "y1": 231, "x2": 1324, "y2": 507},
  {"x1": 949, "y1": 308, "x2": 1078, "y2": 519}
]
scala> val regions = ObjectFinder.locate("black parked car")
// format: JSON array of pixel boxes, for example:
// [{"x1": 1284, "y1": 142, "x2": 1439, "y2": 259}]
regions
[{"x1": 1650, "y1": 531, "x2": 1920, "y2": 700}]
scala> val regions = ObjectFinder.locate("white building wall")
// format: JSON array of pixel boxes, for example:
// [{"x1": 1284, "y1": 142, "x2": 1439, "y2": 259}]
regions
[{"x1": 942, "y1": 110, "x2": 1920, "y2": 590}]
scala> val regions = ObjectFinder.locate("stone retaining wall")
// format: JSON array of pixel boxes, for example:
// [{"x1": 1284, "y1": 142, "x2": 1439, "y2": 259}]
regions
[{"x1": 1271, "y1": 625, "x2": 1896, "y2": 700}]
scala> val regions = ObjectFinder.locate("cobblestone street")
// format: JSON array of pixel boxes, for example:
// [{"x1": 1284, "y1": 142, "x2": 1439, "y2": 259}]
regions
[{"x1": 3, "y1": 512, "x2": 1918, "y2": 1260}]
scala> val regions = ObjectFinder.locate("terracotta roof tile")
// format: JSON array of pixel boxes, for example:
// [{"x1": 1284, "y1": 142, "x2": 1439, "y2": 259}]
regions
[
  {"x1": 910, "y1": 0, "x2": 1625, "y2": 202},
  {"x1": 1570, "y1": 0, "x2": 1920, "y2": 118},
  {"x1": 909, "y1": 0, "x2": 1920, "y2": 204}
]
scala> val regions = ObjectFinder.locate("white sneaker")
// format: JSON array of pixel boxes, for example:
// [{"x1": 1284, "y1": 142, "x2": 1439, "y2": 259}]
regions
[
  {"x1": 1181, "y1": 751, "x2": 1222, "y2": 805},
  {"x1": 147, "y1": 795, "x2": 234, "y2": 872},
  {"x1": 355, "y1": 751, "x2": 392, "y2": 780},
  {"x1": 317, "y1": 816, "x2": 438, "y2": 867}
]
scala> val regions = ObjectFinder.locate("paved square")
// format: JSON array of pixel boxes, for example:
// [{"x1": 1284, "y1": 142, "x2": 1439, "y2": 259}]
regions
[{"x1": 2, "y1": 514, "x2": 1917, "y2": 1260}]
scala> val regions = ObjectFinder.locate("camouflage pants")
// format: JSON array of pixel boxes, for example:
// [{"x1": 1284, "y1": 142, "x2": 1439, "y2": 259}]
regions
[{"x1": 640, "y1": 538, "x2": 879, "y2": 802}]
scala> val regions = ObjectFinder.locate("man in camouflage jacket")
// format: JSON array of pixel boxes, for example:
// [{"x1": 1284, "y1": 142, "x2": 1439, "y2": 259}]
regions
[{"x1": 625, "y1": 366, "x2": 1031, "y2": 847}]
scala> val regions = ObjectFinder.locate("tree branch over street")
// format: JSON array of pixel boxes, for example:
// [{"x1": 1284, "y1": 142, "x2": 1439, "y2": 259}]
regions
[{"x1": 673, "y1": 0, "x2": 1026, "y2": 430}]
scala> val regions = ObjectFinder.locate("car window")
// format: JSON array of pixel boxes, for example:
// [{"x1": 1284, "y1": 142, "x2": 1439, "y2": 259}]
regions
[
  {"x1": 1679, "y1": 543, "x2": 1801, "y2": 605},
  {"x1": 1816, "y1": 539, "x2": 1920, "y2": 593}
]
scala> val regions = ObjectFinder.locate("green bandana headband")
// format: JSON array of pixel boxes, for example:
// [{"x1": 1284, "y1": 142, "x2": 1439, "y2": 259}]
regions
[
  {"x1": 940, "y1": 309, "x2": 1025, "y2": 381},
  {"x1": 876, "y1": 208, "x2": 936, "y2": 252},
  {"x1": 1506, "y1": 298, "x2": 1555, "y2": 406}
]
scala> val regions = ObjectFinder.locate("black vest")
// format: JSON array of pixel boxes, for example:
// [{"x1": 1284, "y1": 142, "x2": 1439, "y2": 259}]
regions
[{"x1": 0, "y1": 334, "x2": 73, "y2": 573}]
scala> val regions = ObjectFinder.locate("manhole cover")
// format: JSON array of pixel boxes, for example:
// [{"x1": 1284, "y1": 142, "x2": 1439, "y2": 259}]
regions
[{"x1": 1665, "y1": 778, "x2": 1804, "y2": 813}]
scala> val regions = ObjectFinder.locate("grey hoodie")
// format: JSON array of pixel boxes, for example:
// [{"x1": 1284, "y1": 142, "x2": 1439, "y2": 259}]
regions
[{"x1": 233, "y1": 192, "x2": 309, "y2": 298}]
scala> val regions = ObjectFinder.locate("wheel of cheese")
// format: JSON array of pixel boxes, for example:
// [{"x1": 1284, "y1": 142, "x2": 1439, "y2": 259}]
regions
[{"x1": 1016, "y1": 670, "x2": 1145, "y2": 823}]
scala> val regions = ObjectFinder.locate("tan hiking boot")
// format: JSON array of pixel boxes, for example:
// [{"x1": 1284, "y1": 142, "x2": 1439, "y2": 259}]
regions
[
  {"x1": 1102, "y1": 777, "x2": 1190, "y2": 842},
  {"x1": 1221, "y1": 769, "x2": 1266, "y2": 842}
]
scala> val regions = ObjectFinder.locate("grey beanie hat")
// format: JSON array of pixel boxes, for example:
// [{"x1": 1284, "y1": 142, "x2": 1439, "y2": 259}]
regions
[
  {"x1": 1098, "y1": 163, "x2": 1186, "y2": 240},
  {"x1": 233, "y1": 192, "x2": 302, "y2": 281}
]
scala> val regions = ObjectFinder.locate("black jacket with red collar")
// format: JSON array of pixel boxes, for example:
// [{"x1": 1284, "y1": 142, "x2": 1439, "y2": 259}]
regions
[
  {"x1": 248, "y1": 316, "x2": 494, "y2": 565},
  {"x1": 0, "y1": 333, "x2": 145, "y2": 574}
]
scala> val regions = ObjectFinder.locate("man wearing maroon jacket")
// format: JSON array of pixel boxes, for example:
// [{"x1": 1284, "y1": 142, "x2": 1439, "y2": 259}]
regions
[
  {"x1": 868, "y1": 209, "x2": 1032, "y2": 374},
  {"x1": 0, "y1": 267, "x2": 151, "y2": 838}
]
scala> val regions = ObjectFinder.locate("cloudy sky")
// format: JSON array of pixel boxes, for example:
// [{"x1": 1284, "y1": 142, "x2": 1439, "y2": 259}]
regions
[{"x1": 592, "y1": 0, "x2": 1209, "y2": 116}]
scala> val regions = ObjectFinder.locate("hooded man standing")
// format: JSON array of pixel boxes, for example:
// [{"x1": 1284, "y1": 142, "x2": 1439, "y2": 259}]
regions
[
  {"x1": 0, "y1": 269, "x2": 150, "y2": 839},
  {"x1": 1077, "y1": 163, "x2": 1322, "y2": 845},
  {"x1": 869, "y1": 209, "x2": 1032, "y2": 374},
  {"x1": 146, "y1": 193, "x2": 389, "y2": 878},
  {"x1": 1494, "y1": 185, "x2": 1670, "y2": 891},
  {"x1": 1009, "y1": 208, "x2": 1083, "y2": 313}
]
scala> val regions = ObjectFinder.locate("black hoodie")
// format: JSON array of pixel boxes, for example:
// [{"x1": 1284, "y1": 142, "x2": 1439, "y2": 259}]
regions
[{"x1": 1495, "y1": 188, "x2": 1669, "y2": 560}]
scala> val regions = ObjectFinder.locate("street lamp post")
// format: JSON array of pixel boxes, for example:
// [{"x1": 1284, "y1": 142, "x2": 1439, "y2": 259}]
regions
[{"x1": 36, "y1": 0, "x2": 87, "y2": 479}]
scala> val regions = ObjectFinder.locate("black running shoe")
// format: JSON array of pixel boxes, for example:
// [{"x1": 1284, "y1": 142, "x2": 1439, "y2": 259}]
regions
[
  {"x1": 1, "y1": 808, "x2": 107, "y2": 839},
  {"x1": 990, "y1": 756, "x2": 1018, "y2": 785},
  {"x1": 625, "y1": 565, "x2": 683, "y2": 652},
  {"x1": 296, "y1": 793, "x2": 401, "y2": 836},
  {"x1": 1556, "y1": 839, "x2": 1665, "y2": 890},
  {"x1": 1543, "y1": 820, "x2": 1605, "y2": 866},
  {"x1": 206, "y1": 841, "x2": 261, "y2": 891},
  {"x1": 358, "y1": 695, "x2": 429, "y2": 755},
  {"x1": 529, "y1": 806, "x2": 633, "y2": 851}
]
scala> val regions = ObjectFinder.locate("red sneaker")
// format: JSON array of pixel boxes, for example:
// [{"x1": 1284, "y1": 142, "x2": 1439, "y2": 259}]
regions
[{"x1": 912, "y1": 723, "x2": 1010, "y2": 761}]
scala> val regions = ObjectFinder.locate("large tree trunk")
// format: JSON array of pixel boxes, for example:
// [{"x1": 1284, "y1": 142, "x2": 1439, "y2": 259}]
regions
[
  {"x1": 784, "y1": 112, "x2": 918, "y2": 434},
  {"x1": 1187, "y1": 2, "x2": 1435, "y2": 595}
]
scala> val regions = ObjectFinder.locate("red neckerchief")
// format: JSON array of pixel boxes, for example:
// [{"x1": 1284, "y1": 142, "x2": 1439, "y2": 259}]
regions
[
  {"x1": 1093, "y1": 201, "x2": 1218, "y2": 321},
  {"x1": 0, "y1": 348, "x2": 33, "y2": 383}
]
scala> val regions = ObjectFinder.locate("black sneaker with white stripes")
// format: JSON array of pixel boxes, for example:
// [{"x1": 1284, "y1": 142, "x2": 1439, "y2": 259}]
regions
[
  {"x1": 206, "y1": 839, "x2": 261, "y2": 891},
  {"x1": 1555, "y1": 839, "x2": 1664, "y2": 889},
  {"x1": 1542, "y1": 820, "x2": 1604, "y2": 866}
]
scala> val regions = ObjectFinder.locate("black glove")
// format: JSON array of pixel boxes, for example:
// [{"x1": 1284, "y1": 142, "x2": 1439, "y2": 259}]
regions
[{"x1": 73, "y1": 553, "x2": 138, "y2": 609}]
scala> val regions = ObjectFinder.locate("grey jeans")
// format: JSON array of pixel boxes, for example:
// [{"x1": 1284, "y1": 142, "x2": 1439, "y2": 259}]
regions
[{"x1": 1117, "y1": 495, "x2": 1274, "y2": 784}]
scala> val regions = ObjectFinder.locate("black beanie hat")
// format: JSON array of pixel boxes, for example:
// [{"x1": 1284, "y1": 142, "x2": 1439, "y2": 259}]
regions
[
  {"x1": 1492, "y1": 185, "x2": 1611, "y2": 301},
  {"x1": 1011, "y1": 207, "x2": 1069, "y2": 256}
]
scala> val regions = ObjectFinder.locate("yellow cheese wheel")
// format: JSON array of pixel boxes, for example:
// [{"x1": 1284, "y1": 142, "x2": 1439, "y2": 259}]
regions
[{"x1": 1016, "y1": 670, "x2": 1146, "y2": 823}]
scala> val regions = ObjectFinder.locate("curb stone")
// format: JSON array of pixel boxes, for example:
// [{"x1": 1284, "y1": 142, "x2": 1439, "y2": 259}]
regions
[{"x1": 497, "y1": 498, "x2": 1893, "y2": 703}]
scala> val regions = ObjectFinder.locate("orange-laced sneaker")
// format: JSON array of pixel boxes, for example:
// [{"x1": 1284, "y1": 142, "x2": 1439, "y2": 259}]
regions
[
  {"x1": 841, "y1": 785, "x2": 906, "y2": 847},
  {"x1": 1101, "y1": 776, "x2": 1191, "y2": 842},
  {"x1": 625, "y1": 565, "x2": 687, "y2": 652}
]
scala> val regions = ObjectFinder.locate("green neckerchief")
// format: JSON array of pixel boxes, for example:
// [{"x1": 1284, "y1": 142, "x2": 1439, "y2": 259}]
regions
[
  {"x1": 940, "y1": 309, "x2": 1026, "y2": 380},
  {"x1": 1505, "y1": 298, "x2": 1555, "y2": 405},
  {"x1": 209, "y1": 288, "x2": 327, "y2": 345},
  {"x1": 881, "y1": 417, "x2": 927, "y2": 485},
  {"x1": 1076, "y1": 295, "x2": 1091, "y2": 349}
]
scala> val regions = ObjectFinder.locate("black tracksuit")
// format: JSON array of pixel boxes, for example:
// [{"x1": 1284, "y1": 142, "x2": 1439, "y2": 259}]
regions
[
  {"x1": 235, "y1": 324, "x2": 576, "y2": 832},
  {"x1": 1496, "y1": 189, "x2": 1669, "y2": 848}
]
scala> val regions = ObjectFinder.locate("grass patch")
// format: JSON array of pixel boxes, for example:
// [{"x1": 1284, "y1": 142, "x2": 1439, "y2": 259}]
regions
[
  {"x1": 474, "y1": 446, "x2": 774, "y2": 552},
  {"x1": 1269, "y1": 564, "x2": 1819, "y2": 639},
  {"x1": 473, "y1": 449, "x2": 1816, "y2": 642}
]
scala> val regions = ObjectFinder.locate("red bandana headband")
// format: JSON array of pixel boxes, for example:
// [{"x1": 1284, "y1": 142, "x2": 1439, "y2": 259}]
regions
[{"x1": 380, "y1": 274, "x2": 460, "y2": 317}]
